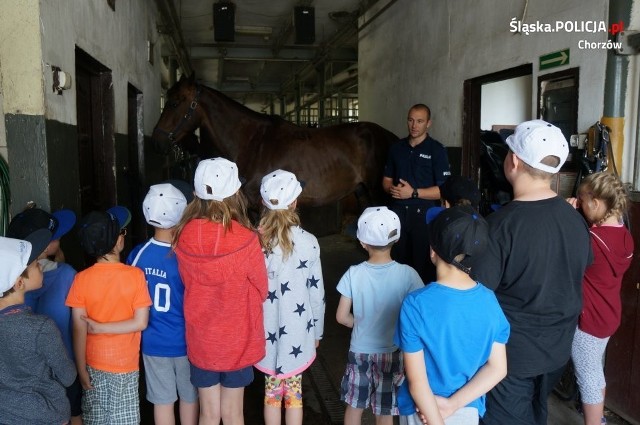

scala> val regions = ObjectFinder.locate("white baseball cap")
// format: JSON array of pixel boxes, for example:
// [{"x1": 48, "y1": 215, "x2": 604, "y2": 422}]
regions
[
  {"x1": 0, "y1": 229, "x2": 51, "y2": 296},
  {"x1": 143, "y1": 181, "x2": 192, "y2": 228},
  {"x1": 506, "y1": 120, "x2": 569, "y2": 173},
  {"x1": 260, "y1": 169, "x2": 303, "y2": 210},
  {"x1": 357, "y1": 206, "x2": 401, "y2": 246},
  {"x1": 193, "y1": 157, "x2": 242, "y2": 201}
]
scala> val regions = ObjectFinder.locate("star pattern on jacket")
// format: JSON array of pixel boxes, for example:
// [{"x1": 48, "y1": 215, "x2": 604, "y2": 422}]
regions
[
  {"x1": 290, "y1": 345, "x2": 303, "y2": 358},
  {"x1": 280, "y1": 282, "x2": 291, "y2": 295},
  {"x1": 267, "y1": 290, "x2": 278, "y2": 303},
  {"x1": 257, "y1": 228, "x2": 325, "y2": 380},
  {"x1": 294, "y1": 303, "x2": 306, "y2": 316},
  {"x1": 307, "y1": 275, "x2": 319, "y2": 288}
]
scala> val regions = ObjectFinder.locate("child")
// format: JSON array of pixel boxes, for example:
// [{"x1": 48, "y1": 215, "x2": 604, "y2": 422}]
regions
[
  {"x1": 0, "y1": 230, "x2": 77, "y2": 423},
  {"x1": 473, "y1": 120, "x2": 592, "y2": 424},
  {"x1": 6, "y1": 206, "x2": 83, "y2": 424},
  {"x1": 395, "y1": 205, "x2": 510, "y2": 425},
  {"x1": 439, "y1": 175, "x2": 481, "y2": 210},
  {"x1": 567, "y1": 172, "x2": 633, "y2": 425},
  {"x1": 173, "y1": 157, "x2": 268, "y2": 425},
  {"x1": 65, "y1": 206, "x2": 152, "y2": 424},
  {"x1": 336, "y1": 206, "x2": 423, "y2": 425},
  {"x1": 427, "y1": 175, "x2": 482, "y2": 223},
  {"x1": 126, "y1": 180, "x2": 199, "y2": 425},
  {"x1": 254, "y1": 169, "x2": 326, "y2": 425}
]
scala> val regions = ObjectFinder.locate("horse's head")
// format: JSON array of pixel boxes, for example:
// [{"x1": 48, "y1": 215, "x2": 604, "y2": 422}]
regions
[{"x1": 152, "y1": 74, "x2": 203, "y2": 154}]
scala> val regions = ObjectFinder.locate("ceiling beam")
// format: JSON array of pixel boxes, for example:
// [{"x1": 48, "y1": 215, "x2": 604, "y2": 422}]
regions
[
  {"x1": 154, "y1": 0, "x2": 192, "y2": 76},
  {"x1": 184, "y1": 45, "x2": 357, "y2": 62}
]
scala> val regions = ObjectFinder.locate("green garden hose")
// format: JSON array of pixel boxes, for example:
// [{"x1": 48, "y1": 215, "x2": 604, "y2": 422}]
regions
[{"x1": 0, "y1": 154, "x2": 10, "y2": 236}]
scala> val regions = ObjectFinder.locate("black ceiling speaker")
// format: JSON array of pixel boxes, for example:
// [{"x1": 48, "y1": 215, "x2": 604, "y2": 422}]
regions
[
  {"x1": 213, "y1": 2, "x2": 235, "y2": 42},
  {"x1": 294, "y1": 6, "x2": 315, "y2": 44}
]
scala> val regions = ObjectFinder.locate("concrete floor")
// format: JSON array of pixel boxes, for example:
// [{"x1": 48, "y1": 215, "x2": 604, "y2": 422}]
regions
[{"x1": 141, "y1": 232, "x2": 631, "y2": 424}]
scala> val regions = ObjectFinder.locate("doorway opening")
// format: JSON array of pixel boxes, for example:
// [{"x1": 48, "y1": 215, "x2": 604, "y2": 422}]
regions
[
  {"x1": 127, "y1": 83, "x2": 146, "y2": 245},
  {"x1": 75, "y1": 47, "x2": 115, "y2": 216},
  {"x1": 462, "y1": 64, "x2": 532, "y2": 214}
]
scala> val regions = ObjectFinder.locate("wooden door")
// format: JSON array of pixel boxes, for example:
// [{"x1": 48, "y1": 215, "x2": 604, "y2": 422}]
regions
[
  {"x1": 75, "y1": 48, "x2": 115, "y2": 216},
  {"x1": 605, "y1": 196, "x2": 640, "y2": 424}
]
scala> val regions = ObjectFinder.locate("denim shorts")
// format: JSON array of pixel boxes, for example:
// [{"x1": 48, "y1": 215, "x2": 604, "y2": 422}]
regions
[{"x1": 189, "y1": 363, "x2": 254, "y2": 388}]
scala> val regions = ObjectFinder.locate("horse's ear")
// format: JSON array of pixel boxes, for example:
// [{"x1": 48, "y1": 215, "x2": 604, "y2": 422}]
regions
[{"x1": 178, "y1": 72, "x2": 196, "y2": 83}]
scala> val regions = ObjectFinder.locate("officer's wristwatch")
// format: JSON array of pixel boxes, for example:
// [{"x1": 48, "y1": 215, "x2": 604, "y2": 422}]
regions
[{"x1": 412, "y1": 188, "x2": 419, "y2": 199}]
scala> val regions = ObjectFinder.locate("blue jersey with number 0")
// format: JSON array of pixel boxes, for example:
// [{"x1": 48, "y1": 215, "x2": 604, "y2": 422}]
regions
[{"x1": 127, "y1": 238, "x2": 187, "y2": 357}]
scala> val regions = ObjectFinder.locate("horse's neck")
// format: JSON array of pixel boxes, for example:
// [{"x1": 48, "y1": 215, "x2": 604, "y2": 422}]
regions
[{"x1": 200, "y1": 89, "x2": 270, "y2": 160}]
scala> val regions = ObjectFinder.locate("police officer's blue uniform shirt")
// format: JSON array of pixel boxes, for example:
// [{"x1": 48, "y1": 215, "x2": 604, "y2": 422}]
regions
[{"x1": 384, "y1": 136, "x2": 451, "y2": 207}]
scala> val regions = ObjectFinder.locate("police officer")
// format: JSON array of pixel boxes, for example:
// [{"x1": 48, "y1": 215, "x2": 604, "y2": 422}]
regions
[{"x1": 382, "y1": 104, "x2": 450, "y2": 282}]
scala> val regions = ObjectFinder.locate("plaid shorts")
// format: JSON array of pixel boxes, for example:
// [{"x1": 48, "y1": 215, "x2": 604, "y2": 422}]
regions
[
  {"x1": 340, "y1": 350, "x2": 403, "y2": 415},
  {"x1": 264, "y1": 374, "x2": 303, "y2": 409},
  {"x1": 82, "y1": 366, "x2": 140, "y2": 425}
]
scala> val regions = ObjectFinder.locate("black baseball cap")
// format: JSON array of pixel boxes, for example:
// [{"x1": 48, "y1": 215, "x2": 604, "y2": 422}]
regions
[
  {"x1": 7, "y1": 208, "x2": 76, "y2": 241},
  {"x1": 428, "y1": 205, "x2": 488, "y2": 274},
  {"x1": 77, "y1": 206, "x2": 131, "y2": 257},
  {"x1": 439, "y1": 176, "x2": 481, "y2": 209}
]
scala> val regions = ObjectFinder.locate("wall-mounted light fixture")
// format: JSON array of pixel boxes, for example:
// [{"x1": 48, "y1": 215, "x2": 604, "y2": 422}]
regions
[{"x1": 52, "y1": 66, "x2": 72, "y2": 95}]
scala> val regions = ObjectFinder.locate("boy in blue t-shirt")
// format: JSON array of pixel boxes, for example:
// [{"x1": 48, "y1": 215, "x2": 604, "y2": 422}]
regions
[
  {"x1": 395, "y1": 205, "x2": 509, "y2": 425},
  {"x1": 126, "y1": 180, "x2": 198, "y2": 425},
  {"x1": 336, "y1": 206, "x2": 423, "y2": 425}
]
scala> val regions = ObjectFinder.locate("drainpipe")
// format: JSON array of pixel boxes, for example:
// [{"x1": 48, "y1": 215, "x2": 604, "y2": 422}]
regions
[{"x1": 601, "y1": 0, "x2": 632, "y2": 175}]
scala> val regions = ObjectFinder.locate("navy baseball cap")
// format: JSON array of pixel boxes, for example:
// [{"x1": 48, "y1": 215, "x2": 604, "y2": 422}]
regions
[
  {"x1": 428, "y1": 205, "x2": 488, "y2": 274},
  {"x1": 439, "y1": 176, "x2": 481, "y2": 209},
  {"x1": 7, "y1": 208, "x2": 76, "y2": 241},
  {"x1": 77, "y1": 206, "x2": 131, "y2": 257}
]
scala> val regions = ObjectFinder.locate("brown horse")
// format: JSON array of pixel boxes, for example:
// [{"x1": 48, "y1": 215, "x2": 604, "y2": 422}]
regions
[{"x1": 152, "y1": 75, "x2": 398, "y2": 208}]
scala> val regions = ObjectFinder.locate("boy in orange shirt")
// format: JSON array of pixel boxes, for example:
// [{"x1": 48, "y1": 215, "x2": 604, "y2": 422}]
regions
[{"x1": 66, "y1": 206, "x2": 152, "y2": 424}]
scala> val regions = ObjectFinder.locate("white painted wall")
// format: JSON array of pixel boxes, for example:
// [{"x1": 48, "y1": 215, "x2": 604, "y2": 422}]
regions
[
  {"x1": 481, "y1": 75, "x2": 532, "y2": 130},
  {"x1": 359, "y1": 0, "x2": 608, "y2": 146},
  {"x1": 0, "y1": 0, "x2": 44, "y2": 116},
  {"x1": 39, "y1": 0, "x2": 163, "y2": 134}
]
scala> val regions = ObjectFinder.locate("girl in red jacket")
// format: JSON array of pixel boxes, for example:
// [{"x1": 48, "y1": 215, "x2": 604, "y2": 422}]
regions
[
  {"x1": 174, "y1": 158, "x2": 268, "y2": 425},
  {"x1": 568, "y1": 172, "x2": 634, "y2": 425}
]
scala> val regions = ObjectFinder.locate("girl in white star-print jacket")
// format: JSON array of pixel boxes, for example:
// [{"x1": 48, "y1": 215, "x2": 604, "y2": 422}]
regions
[{"x1": 255, "y1": 170, "x2": 326, "y2": 425}]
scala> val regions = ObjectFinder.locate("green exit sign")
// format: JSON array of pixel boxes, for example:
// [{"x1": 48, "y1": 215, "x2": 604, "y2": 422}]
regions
[{"x1": 540, "y1": 49, "x2": 570, "y2": 70}]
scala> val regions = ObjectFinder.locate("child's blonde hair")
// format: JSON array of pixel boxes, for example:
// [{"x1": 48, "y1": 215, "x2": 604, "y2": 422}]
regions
[
  {"x1": 579, "y1": 172, "x2": 629, "y2": 224},
  {"x1": 258, "y1": 207, "x2": 300, "y2": 258},
  {"x1": 172, "y1": 190, "x2": 253, "y2": 247}
]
